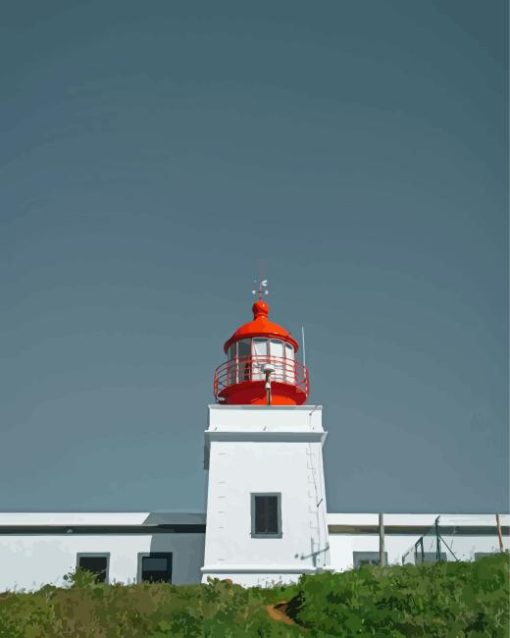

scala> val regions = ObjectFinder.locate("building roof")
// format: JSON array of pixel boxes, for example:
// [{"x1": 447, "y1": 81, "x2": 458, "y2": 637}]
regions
[
  {"x1": 223, "y1": 300, "x2": 299, "y2": 353},
  {"x1": 0, "y1": 512, "x2": 207, "y2": 534},
  {"x1": 0, "y1": 512, "x2": 205, "y2": 526},
  {"x1": 0, "y1": 512, "x2": 507, "y2": 535},
  {"x1": 326, "y1": 513, "x2": 509, "y2": 525},
  {"x1": 326, "y1": 513, "x2": 510, "y2": 536}
]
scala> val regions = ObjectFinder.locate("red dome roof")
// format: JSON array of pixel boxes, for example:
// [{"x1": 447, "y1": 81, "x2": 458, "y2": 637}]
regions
[{"x1": 223, "y1": 300, "x2": 299, "y2": 353}]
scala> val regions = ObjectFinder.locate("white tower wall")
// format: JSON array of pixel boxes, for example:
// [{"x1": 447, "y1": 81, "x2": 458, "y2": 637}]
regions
[{"x1": 201, "y1": 405, "x2": 331, "y2": 587}]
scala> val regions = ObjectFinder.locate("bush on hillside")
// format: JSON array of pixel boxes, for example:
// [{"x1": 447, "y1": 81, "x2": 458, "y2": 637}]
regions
[
  {"x1": 0, "y1": 577, "x2": 305, "y2": 638},
  {"x1": 0, "y1": 554, "x2": 507, "y2": 637},
  {"x1": 288, "y1": 553, "x2": 510, "y2": 637}
]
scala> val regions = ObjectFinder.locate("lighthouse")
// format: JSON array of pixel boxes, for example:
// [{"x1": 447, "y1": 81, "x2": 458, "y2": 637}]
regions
[
  {"x1": 201, "y1": 286, "x2": 331, "y2": 586},
  {"x1": 0, "y1": 285, "x2": 505, "y2": 590}
]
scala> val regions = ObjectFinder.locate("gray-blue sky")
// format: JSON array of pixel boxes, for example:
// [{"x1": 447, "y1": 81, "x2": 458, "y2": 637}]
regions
[{"x1": 0, "y1": 0, "x2": 507, "y2": 513}]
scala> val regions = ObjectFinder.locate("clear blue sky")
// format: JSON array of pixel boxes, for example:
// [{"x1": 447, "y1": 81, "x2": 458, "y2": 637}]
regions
[{"x1": 0, "y1": 0, "x2": 508, "y2": 513}]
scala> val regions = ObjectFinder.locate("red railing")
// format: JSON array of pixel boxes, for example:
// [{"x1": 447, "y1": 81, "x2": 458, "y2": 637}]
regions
[{"x1": 214, "y1": 355, "x2": 309, "y2": 399}]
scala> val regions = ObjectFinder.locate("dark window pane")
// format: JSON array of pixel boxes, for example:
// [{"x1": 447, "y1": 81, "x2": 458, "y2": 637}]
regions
[
  {"x1": 353, "y1": 552, "x2": 388, "y2": 568},
  {"x1": 238, "y1": 340, "x2": 251, "y2": 358},
  {"x1": 143, "y1": 557, "x2": 168, "y2": 571},
  {"x1": 255, "y1": 495, "x2": 279, "y2": 534},
  {"x1": 78, "y1": 556, "x2": 107, "y2": 583},
  {"x1": 238, "y1": 339, "x2": 251, "y2": 381},
  {"x1": 141, "y1": 553, "x2": 172, "y2": 583}
]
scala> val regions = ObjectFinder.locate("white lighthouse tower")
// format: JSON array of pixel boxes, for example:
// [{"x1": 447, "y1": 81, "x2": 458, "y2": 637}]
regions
[{"x1": 201, "y1": 287, "x2": 331, "y2": 586}]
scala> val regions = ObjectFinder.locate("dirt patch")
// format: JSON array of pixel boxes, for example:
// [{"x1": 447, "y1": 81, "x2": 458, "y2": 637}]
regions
[{"x1": 266, "y1": 601, "x2": 295, "y2": 625}]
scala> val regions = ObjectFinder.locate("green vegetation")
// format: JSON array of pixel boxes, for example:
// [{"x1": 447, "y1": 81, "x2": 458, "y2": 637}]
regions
[
  {"x1": 0, "y1": 554, "x2": 508, "y2": 637},
  {"x1": 289, "y1": 553, "x2": 509, "y2": 637}
]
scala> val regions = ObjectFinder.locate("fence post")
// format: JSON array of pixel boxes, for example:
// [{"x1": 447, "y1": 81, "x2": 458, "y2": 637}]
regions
[
  {"x1": 379, "y1": 513, "x2": 385, "y2": 566},
  {"x1": 435, "y1": 516, "x2": 442, "y2": 562},
  {"x1": 496, "y1": 513, "x2": 504, "y2": 553}
]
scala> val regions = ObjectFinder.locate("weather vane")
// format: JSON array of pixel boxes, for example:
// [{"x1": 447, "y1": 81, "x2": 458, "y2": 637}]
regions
[{"x1": 252, "y1": 279, "x2": 269, "y2": 300}]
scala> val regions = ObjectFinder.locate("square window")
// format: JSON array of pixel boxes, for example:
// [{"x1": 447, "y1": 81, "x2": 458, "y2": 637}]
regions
[
  {"x1": 76, "y1": 554, "x2": 109, "y2": 583},
  {"x1": 475, "y1": 552, "x2": 496, "y2": 560},
  {"x1": 138, "y1": 552, "x2": 173, "y2": 583},
  {"x1": 353, "y1": 551, "x2": 388, "y2": 568},
  {"x1": 251, "y1": 493, "x2": 281, "y2": 537}
]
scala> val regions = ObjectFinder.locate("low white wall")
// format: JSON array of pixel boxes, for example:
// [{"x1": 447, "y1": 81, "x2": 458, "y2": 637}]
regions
[
  {"x1": 406, "y1": 534, "x2": 510, "y2": 563},
  {"x1": 0, "y1": 534, "x2": 205, "y2": 591},
  {"x1": 329, "y1": 533, "x2": 509, "y2": 571}
]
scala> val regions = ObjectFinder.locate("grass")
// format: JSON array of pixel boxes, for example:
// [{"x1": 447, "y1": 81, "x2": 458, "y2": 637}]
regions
[{"x1": 0, "y1": 553, "x2": 508, "y2": 637}]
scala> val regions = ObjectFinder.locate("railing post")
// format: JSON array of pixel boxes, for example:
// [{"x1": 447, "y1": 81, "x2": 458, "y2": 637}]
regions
[{"x1": 435, "y1": 516, "x2": 442, "y2": 562}]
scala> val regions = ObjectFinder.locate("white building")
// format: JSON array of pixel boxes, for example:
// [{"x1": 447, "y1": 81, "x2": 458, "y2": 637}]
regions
[
  {"x1": 0, "y1": 511, "x2": 507, "y2": 591},
  {"x1": 1, "y1": 297, "x2": 508, "y2": 590}
]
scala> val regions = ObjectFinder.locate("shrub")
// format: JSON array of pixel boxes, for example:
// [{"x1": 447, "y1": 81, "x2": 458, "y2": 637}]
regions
[
  {"x1": 0, "y1": 576, "x2": 306, "y2": 638},
  {"x1": 0, "y1": 556, "x2": 507, "y2": 637},
  {"x1": 287, "y1": 553, "x2": 510, "y2": 637}
]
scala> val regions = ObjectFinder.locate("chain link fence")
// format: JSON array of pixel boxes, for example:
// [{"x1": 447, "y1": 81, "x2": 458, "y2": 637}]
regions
[{"x1": 402, "y1": 515, "x2": 509, "y2": 565}]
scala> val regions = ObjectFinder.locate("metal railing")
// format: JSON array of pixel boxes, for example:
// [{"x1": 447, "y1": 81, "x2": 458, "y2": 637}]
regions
[{"x1": 214, "y1": 355, "x2": 309, "y2": 399}]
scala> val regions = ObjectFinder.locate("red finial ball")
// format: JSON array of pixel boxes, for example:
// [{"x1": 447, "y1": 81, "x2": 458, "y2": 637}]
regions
[{"x1": 252, "y1": 300, "x2": 270, "y2": 319}]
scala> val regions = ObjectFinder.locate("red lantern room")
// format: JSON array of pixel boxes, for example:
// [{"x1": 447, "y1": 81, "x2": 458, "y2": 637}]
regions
[{"x1": 213, "y1": 293, "x2": 309, "y2": 405}]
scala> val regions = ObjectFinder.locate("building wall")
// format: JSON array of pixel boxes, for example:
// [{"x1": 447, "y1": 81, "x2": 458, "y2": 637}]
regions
[
  {"x1": 203, "y1": 440, "x2": 327, "y2": 579},
  {"x1": 0, "y1": 514, "x2": 507, "y2": 591},
  {"x1": 0, "y1": 533, "x2": 205, "y2": 591},
  {"x1": 202, "y1": 405, "x2": 330, "y2": 586}
]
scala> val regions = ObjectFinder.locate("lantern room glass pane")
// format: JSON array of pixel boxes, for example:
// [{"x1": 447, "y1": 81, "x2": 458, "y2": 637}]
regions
[
  {"x1": 238, "y1": 340, "x2": 251, "y2": 359},
  {"x1": 252, "y1": 339, "x2": 267, "y2": 357},
  {"x1": 252, "y1": 338, "x2": 267, "y2": 380},
  {"x1": 285, "y1": 344, "x2": 295, "y2": 383},
  {"x1": 270, "y1": 340, "x2": 284, "y2": 382},
  {"x1": 227, "y1": 343, "x2": 237, "y2": 384},
  {"x1": 238, "y1": 339, "x2": 251, "y2": 382}
]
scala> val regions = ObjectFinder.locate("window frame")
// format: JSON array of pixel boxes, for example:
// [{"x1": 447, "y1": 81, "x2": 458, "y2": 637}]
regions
[
  {"x1": 250, "y1": 492, "x2": 282, "y2": 539},
  {"x1": 76, "y1": 552, "x2": 110, "y2": 584},
  {"x1": 137, "y1": 551, "x2": 173, "y2": 584}
]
